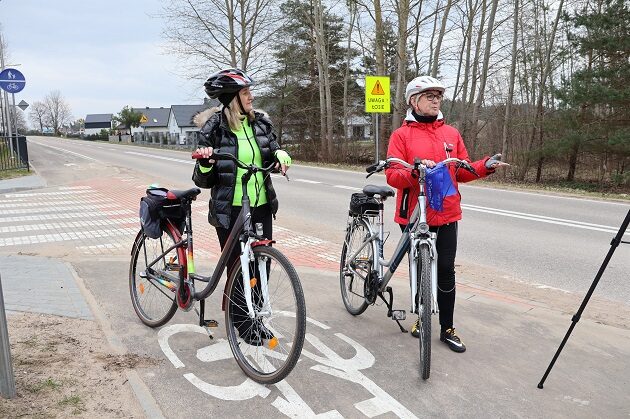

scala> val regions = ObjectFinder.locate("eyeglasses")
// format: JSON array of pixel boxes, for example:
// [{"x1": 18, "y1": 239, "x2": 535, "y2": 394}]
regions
[{"x1": 420, "y1": 92, "x2": 444, "y2": 102}]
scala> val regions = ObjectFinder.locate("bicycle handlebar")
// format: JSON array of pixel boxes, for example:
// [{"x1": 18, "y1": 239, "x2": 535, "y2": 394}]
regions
[
  {"x1": 366, "y1": 156, "x2": 479, "y2": 178},
  {"x1": 192, "y1": 150, "x2": 281, "y2": 176}
]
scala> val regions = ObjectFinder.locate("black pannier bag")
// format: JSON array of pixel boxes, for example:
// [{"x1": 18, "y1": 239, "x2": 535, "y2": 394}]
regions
[
  {"x1": 139, "y1": 188, "x2": 186, "y2": 239},
  {"x1": 349, "y1": 193, "x2": 380, "y2": 216}
]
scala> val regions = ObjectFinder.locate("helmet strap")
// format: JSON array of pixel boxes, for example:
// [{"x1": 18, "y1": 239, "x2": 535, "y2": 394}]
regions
[{"x1": 236, "y1": 94, "x2": 248, "y2": 116}]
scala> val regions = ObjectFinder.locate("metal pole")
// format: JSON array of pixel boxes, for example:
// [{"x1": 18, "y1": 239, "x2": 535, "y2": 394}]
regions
[
  {"x1": 537, "y1": 209, "x2": 630, "y2": 389},
  {"x1": 0, "y1": 275, "x2": 17, "y2": 399},
  {"x1": 10, "y1": 93, "x2": 17, "y2": 136},
  {"x1": 375, "y1": 113, "x2": 379, "y2": 163},
  {"x1": 0, "y1": 89, "x2": 5, "y2": 135},
  {"x1": 11, "y1": 93, "x2": 22, "y2": 165},
  {"x1": 0, "y1": 32, "x2": 12, "y2": 140}
]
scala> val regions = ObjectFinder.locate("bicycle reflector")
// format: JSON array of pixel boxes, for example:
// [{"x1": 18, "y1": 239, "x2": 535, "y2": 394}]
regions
[{"x1": 425, "y1": 163, "x2": 457, "y2": 211}]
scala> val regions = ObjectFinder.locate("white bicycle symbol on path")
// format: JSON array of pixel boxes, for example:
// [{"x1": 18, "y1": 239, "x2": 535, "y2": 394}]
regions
[{"x1": 158, "y1": 312, "x2": 418, "y2": 418}]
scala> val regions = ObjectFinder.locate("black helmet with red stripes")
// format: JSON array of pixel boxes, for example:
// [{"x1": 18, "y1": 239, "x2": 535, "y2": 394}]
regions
[{"x1": 204, "y1": 68, "x2": 254, "y2": 107}]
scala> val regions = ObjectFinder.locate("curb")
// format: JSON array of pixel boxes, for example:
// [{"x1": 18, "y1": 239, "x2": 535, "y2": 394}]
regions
[{"x1": 65, "y1": 262, "x2": 166, "y2": 419}]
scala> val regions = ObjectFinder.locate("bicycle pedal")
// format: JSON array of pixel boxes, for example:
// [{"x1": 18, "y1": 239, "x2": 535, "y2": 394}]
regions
[
  {"x1": 203, "y1": 319, "x2": 219, "y2": 328},
  {"x1": 390, "y1": 310, "x2": 406, "y2": 321}
]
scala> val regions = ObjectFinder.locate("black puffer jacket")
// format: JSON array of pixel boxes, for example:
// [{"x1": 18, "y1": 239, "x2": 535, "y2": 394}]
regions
[{"x1": 192, "y1": 107, "x2": 280, "y2": 229}]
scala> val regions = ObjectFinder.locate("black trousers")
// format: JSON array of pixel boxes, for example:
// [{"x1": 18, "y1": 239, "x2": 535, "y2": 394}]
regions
[
  {"x1": 215, "y1": 204, "x2": 273, "y2": 330},
  {"x1": 215, "y1": 203, "x2": 273, "y2": 279},
  {"x1": 400, "y1": 222, "x2": 458, "y2": 332}
]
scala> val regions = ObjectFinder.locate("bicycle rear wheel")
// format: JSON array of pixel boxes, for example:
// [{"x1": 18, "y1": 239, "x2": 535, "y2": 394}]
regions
[
  {"x1": 418, "y1": 244, "x2": 432, "y2": 380},
  {"x1": 224, "y1": 246, "x2": 306, "y2": 384},
  {"x1": 129, "y1": 225, "x2": 182, "y2": 327},
  {"x1": 340, "y1": 216, "x2": 372, "y2": 315}
]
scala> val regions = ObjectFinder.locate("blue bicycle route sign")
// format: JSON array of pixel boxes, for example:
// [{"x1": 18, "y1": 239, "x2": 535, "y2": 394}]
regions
[{"x1": 0, "y1": 68, "x2": 26, "y2": 93}]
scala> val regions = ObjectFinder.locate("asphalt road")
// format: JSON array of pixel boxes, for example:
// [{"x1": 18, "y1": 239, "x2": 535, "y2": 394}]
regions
[
  {"x1": 6, "y1": 136, "x2": 629, "y2": 418},
  {"x1": 27, "y1": 136, "x2": 630, "y2": 304}
]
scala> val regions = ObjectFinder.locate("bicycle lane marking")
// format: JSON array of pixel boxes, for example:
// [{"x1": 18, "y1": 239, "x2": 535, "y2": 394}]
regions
[{"x1": 157, "y1": 314, "x2": 418, "y2": 419}]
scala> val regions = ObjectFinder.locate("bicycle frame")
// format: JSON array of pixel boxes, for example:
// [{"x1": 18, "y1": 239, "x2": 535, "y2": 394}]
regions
[
  {"x1": 342, "y1": 156, "x2": 472, "y2": 316},
  {"x1": 142, "y1": 163, "x2": 274, "y2": 320},
  {"x1": 344, "y1": 197, "x2": 439, "y2": 316}
]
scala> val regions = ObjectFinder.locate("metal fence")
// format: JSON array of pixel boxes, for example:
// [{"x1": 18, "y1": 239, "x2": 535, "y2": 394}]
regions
[{"x1": 0, "y1": 136, "x2": 29, "y2": 171}]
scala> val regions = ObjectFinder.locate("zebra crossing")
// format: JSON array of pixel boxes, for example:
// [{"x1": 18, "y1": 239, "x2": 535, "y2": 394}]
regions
[{"x1": 0, "y1": 176, "x2": 342, "y2": 268}]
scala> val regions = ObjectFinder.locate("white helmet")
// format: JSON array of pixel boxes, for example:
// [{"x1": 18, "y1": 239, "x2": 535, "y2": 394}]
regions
[{"x1": 405, "y1": 76, "x2": 446, "y2": 105}]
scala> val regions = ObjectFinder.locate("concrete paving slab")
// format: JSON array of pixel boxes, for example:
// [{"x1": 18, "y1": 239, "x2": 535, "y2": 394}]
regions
[
  {"x1": 0, "y1": 174, "x2": 47, "y2": 193},
  {"x1": 0, "y1": 254, "x2": 93, "y2": 320}
]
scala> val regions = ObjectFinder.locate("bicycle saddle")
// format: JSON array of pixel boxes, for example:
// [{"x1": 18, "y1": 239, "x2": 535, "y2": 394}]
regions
[
  {"x1": 362, "y1": 185, "x2": 395, "y2": 198},
  {"x1": 166, "y1": 188, "x2": 202, "y2": 200}
]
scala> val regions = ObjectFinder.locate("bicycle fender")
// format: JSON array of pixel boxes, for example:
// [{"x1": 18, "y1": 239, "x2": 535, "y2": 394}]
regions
[{"x1": 252, "y1": 239, "x2": 275, "y2": 247}]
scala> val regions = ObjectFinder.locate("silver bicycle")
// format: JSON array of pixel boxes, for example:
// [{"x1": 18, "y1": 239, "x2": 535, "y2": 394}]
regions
[{"x1": 339, "y1": 156, "x2": 478, "y2": 380}]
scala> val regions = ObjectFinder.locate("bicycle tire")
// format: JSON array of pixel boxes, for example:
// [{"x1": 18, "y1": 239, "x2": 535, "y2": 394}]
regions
[
  {"x1": 418, "y1": 244, "x2": 432, "y2": 380},
  {"x1": 129, "y1": 225, "x2": 182, "y2": 327},
  {"x1": 339, "y1": 216, "x2": 372, "y2": 315},
  {"x1": 224, "y1": 246, "x2": 306, "y2": 384}
]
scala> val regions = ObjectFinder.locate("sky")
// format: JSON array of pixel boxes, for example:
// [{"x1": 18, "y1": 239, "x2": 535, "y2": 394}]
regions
[{"x1": 0, "y1": 0, "x2": 205, "y2": 122}]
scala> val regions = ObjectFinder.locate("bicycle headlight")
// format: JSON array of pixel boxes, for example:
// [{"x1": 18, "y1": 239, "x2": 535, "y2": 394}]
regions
[{"x1": 418, "y1": 222, "x2": 430, "y2": 234}]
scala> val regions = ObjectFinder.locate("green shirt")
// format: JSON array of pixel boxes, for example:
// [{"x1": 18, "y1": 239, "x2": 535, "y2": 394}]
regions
[{"x1": 232, "y1": 119, "x2": 268, "y2": 206}]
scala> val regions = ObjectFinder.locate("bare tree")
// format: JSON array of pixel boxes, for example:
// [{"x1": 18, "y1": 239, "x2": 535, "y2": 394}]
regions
[
  {"x1": 43, "y1": 91, "x2": 72, "y2": 135},
  {"x1": 343, "y1": 1, "x2": 359, "y2": 143},
  {"x1": 469, "y1": 0, "x2": 499, "y2": 153},
  {"x1": 392, "y1": 0, "x2": 411, "y2": 128},
  {"x1": 15, "y1": 109, "x2": 27, "y2": 133},
  {"x1": 522, "y1": 0, "x2": 565, "y2": 181},
  {"x1": 160, "y1": 0, "x2": 279, "y2": 77},
  {"x1": 29, "y1": 101, "x2": 47, "y2": 132},
  {"x1": 430, "y1": 0, "x2": 454, "y2": 77},
  {"x1": 500, "y1": 0, "x2": 520, "y2": 168}
]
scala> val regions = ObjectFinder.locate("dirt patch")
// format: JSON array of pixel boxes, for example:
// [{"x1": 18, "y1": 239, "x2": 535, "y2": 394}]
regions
[
  {"x1": 458, "y1": 263, "x2": 630, "y2": 330},
  {"x1": 0, "y1": 313, "x2": 158, "y2": 418}
]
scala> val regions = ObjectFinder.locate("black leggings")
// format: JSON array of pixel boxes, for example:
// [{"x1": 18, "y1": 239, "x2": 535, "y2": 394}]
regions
[
  {"x1": 400, "y1": 222, "x2": 458, "y2": 332},
  {"x1": 215, "y1": 204, "x2": 273, "y2": 327},
  {"x1": 215, "y1": 203, "x2": 273, "y2": 279}
]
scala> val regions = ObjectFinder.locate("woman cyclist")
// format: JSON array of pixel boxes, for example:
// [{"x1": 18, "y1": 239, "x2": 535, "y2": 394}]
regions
[
  {"x1": 385, "y1": 75, "x2": 507, "y2": 353},
  {"x1": 192, "y1": 68, "x2": 292, "y2": 346}
]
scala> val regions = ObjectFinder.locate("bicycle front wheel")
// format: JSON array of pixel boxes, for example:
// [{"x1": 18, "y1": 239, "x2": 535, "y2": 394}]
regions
[
  {"x1": 224, "y1": 246, "x2": 306, "y2": 384},
  {"x1": 340, "y1": 216, "x2": 372, "y2": 315},
  {"x1": 418, "y1": 244, "x2": 432, "y2": 380},
  {"x1": 129, "y1": 226, "x2": 181, "y2": 327}
]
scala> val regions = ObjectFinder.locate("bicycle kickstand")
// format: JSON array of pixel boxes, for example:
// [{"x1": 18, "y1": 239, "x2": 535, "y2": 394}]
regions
[
  {"x1": 379, "y1": 287, "x2": 408, "y2": 333},
  {"x1": 195, "y1": 298, "x2": 219, "y2": 339}
]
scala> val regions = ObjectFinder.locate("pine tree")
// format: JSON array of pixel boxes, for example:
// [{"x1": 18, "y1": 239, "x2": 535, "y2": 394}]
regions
[{"x1": 555, "y1": 0, "x2": 630, "y2": 183}]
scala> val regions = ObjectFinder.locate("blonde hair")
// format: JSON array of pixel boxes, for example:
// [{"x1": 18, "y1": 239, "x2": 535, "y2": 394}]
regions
[{"x1": 224, "y1": 94, "x2": 255, "y2": 131}]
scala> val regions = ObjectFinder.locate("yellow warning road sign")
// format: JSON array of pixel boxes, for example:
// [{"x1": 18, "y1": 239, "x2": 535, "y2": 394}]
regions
[
  {"x1": 139, "y1": 114, "x2": 148, "y2": 124},
  {"x1": 365, "y1": 76, "x2": 390, "y2": 113}
]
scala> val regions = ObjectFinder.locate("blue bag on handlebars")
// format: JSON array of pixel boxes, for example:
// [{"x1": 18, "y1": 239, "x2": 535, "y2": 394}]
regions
[{"x1": 425, "y1": 162, "x2": 457, "y2": 211}]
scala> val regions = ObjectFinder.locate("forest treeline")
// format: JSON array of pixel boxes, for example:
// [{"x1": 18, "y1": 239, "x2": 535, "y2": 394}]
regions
[{"x1": 161, "y1": 0, "x2": 629, "y2": 188}]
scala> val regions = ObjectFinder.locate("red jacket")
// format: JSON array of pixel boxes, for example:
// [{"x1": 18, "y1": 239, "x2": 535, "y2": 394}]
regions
[{"x1": 385, "y1": 115, "x2": 493, "y2": 226}]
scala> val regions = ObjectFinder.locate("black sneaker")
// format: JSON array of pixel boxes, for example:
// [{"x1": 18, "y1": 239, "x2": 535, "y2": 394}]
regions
[{"x1": 440, "y1": 328, "x2": 466, "y2": 353}]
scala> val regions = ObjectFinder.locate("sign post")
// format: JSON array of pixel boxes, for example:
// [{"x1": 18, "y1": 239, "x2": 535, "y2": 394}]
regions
[
  {"x1": 0, "y1": 68, "x2": 26, "y2": 160},
  {"x1": 0, "y1": 275, "x2": 16, "y2": 399},
  {"x1": 365, "y1": 76, "x2": 391, "y2": 163}
]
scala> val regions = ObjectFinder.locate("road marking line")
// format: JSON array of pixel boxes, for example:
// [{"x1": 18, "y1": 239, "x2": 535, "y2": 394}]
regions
[
  {"x1": 125, "y1": 151, "x2": 194, "y2": 165},
  {"x1": 0, "y1": 218, "x2": 137, "y2": 234},
  {"x1": 0, "y1": 210, "x2": 134, "y2": 224},
  {"x1": 29, "y1": 141, "x2": 98, "y2": 161},
  {"x1": 462, "y1": 204, "x2": 628, "y2": 235},
  {"x1": 293, "y1": 179, "x2": 321, "y2": 184},
  {"x1": 333, "y1": 185, "x2": 362, "y2": 191},
  {"x1": 3, "y1": 190, "x2": 93, "y2": 198},
  {"x1": 0, "y1": 227, "x2": 137, "y2": 247},
  {"x1": 0, "y1": 203, "x2": 116, "y2": 215}
]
